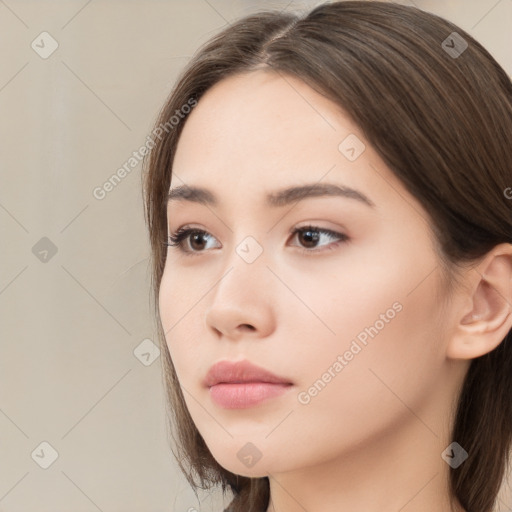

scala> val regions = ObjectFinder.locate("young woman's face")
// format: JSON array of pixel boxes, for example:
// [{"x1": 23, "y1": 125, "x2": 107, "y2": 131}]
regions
[{"x1": 159, "y1": 70, "x2": 462, "y2": 477}]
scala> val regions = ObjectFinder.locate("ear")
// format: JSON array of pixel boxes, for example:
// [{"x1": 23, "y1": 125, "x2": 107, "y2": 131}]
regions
[{"x1": 447, "y1": 243, "x2": 512, "y2": 360}]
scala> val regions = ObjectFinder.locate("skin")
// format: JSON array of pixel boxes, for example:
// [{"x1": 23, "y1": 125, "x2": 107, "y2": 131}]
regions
[{"x1": 158, "y1": 69, "x2": 512, "y2": 512}]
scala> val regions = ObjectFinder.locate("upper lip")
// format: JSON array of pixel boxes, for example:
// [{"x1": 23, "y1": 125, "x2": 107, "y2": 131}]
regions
[{"x1": 203, "y1": 360, "x2": 293, "y2": 387}]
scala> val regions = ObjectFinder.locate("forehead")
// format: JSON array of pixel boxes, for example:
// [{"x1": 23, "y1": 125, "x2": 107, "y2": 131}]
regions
[
  {"x1": 169, "y1": 70, "x2": 419, "y2": 221},
  {"x1": 186, "y1": 69, "x2": 329, "y2": 121},
  {"x1": 172, "y1": 70, "x2": 364, "y2": 182}
]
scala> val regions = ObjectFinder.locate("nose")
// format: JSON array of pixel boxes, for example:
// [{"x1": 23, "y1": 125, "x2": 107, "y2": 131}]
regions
[{"x1": 205, "y1": 248, "x2": 276, "y2": 340}]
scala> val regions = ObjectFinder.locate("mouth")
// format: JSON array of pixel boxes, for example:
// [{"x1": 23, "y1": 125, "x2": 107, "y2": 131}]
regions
[
  {"x1": 203, "y1": 359, "x2": 293, "y2": 409},
  {"x1": 208, "y1": 382, "x2": 293, "y2": 409}
]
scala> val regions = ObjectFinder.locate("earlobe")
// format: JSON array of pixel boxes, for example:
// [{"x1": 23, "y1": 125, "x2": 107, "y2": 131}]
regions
[{"x1": 447, "y1": 246, "x2": 512, "y2": 360}]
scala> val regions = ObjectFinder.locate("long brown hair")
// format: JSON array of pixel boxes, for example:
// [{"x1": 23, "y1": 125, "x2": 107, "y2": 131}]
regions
[{"x1": 142, "y1": 2, "x2": 512, "y2": 511}]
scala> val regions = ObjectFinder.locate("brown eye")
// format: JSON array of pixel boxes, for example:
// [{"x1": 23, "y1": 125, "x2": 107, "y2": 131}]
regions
[
  {"x1": 188, "y1": 232, "x2": 209, "y2": 251},
  {"x1": 166, "y1": 228, "x2": 219, "y2": 255},
  {"x1": 165, "y1": 224, "x2": 349, "y2": 257},
  {"x1": 297, "y1": 228, "x2": 321, "y2": 248},
  {"x1": 290, "y1": 225, "x2": 348, "y2": 252}
]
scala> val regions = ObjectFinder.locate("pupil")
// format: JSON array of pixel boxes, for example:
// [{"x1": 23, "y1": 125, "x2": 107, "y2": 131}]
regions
[
  {"x1": 191, "y1": 233, "x2": 206, "y2": 250},
  {"x1": 302, "y1": 229, "x2": 319, "y2": 248}
]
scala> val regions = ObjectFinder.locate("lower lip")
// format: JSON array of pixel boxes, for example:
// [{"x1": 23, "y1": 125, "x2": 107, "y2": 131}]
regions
[{"x1": 209, "y1": 382, "x2": 292, "y2": 409}]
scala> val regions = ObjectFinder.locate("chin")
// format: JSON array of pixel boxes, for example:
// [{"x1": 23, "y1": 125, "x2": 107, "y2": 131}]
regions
[{"x1": 209, "y1": 450, "x2": 273, "y2": 479}]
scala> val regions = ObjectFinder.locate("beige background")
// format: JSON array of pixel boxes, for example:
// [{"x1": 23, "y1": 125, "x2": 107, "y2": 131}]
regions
[{"x1": 0, "y1": 0, "x2": 511, "y2": 511}]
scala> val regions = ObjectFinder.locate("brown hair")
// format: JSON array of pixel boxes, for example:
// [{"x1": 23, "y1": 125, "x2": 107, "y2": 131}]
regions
[{"x1": 142, "y1": 2, "x2": 512, "y2": 511}]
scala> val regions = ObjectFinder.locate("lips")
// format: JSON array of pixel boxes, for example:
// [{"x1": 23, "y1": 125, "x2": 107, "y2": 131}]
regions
[
  {"x1": 204, "y1": 360, "x2": 294, "y2": 409},
  {"x1": 203, "y1": 359, "x2": 292, "y2": 387}
]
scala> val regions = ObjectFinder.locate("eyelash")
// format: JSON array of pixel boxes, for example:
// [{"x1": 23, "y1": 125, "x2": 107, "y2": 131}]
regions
[{"x1": 164, "y1": 225, "x2": 349, "y2": 257}]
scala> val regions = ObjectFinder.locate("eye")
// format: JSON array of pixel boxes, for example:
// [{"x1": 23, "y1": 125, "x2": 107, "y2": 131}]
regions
[
  {"x1": 165, "y1": 227, "x2": 220, "y2": 255},
  {"x1": 289, "y1": 225, "x2": 349, "y2": 254},
  {"x1": 164, "y1": 224, "x2": 349, "y2": 256}
]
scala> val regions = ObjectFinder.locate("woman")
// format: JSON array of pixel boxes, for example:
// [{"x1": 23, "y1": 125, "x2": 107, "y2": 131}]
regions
[{"x1": 142, "y1": 2, "x2": 512, "y2": 511}]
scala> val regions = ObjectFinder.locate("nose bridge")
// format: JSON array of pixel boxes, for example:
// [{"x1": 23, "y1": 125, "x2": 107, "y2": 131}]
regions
[
  {"x1": 205, "y1": 232, "x2": 273, "y2": 334},
  {"x1": 213, "y1": 233, "x2": 269, "y2": 303}
]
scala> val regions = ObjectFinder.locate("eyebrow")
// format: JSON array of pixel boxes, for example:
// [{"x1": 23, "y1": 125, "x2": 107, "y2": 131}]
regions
[{"x1": 167, "y1": 183, "x2": 375, "y2": 209}]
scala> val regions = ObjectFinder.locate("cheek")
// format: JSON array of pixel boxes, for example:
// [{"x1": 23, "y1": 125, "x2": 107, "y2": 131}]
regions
[
  {"x1": 292, "y1": 250, "x2": 446, "y2": 408},
  {"x1": 300, "y1": 272, "x2": 445, "y2": 433},
  {"x1": 158, "y1": 260, "x2": 207, "y2": 330},
  {"x1": 158, "y1": 267, "x2": 205, "y2": 383}
]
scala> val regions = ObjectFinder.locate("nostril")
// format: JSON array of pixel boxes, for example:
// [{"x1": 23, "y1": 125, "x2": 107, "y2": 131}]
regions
[{"x1": 240, "y1": 324, "x2": 255, "y2": 331}]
